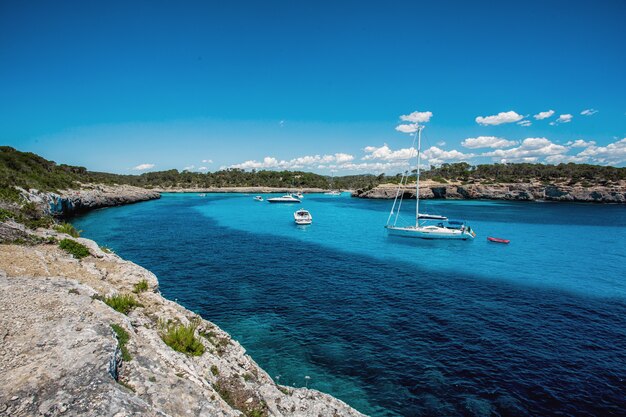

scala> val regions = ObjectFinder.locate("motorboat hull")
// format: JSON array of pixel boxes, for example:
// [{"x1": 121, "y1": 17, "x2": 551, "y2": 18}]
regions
[
  {"x1": 267, "y1": 196, "x2": 301, "y2": 203},
  {"x1": 294, "y1": 209, "x2": 313, "y2": 225},
  {"x1": 268, "y1": 199, "x2": 300, "y2": 203},
  {"x1": 385, "y1": 225, "x2": 475, "y2": 240}
]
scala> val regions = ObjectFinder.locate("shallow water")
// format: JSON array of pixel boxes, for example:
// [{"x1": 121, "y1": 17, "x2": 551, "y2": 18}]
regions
[{"x1": 73, "y1": 193, "x2": 626, "y2": 416}]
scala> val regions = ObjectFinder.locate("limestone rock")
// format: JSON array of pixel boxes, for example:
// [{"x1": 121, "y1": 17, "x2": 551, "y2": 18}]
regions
[
  {"x1": 0, "y1": 235, "x2": 365, "y2": 417},
  {"x1": 353, "y1": 181, "x2": 626, "y2": 203}
]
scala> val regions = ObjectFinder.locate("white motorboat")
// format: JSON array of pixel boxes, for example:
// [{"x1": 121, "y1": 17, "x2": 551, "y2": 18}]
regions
[
  {"x1": 385, "y1": 123, "x2": 475, "y2": 240},
  {"x1": 294, "y1": 209, "x2": 313, "y2": 225},
  {"x1": 324, "y1": 190, "x2": 341, "y2": 196},
  {"x1": 267, "y1": 194, "x2": 301, "y2": 203},
  {"x1": 295, "y1": 192, "x2": 304, "y2": 199},
  {"x1": 253, "y1": 196, "x2": 263, "y2": 202}
]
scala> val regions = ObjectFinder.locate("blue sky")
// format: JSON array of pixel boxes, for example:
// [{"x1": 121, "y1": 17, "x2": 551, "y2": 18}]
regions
[{"x1": 1, "y1": 0, "x2": 625, "y2": 174}]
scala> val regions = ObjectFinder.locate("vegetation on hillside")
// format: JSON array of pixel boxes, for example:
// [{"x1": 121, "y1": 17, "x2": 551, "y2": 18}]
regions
[
  {"x1": 1, "y1": 147, "x2": 625, "y2": 203},
  {"x1": 420, "y1": 162, "x2": 626, "y2": 185}
]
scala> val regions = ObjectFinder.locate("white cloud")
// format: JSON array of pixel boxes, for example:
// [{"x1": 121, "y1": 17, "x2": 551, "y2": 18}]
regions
[
  {"x1": 399, "y1": 111, "x2": 433, "y2": 123},
  {"x1": 475, "y1": 111, "x2": 524, "y2": 126},
  {"x1": 544, "y1": 154, "x2": 589, "y2": 164},
  {"x1": 395, "y1": 123, "x2": 420, "y2": 133},
  {"x1": 363, "y1": 143, "x2": 472, "y2": 166},
  {"x1": 183, "y1": 165, "x2": 195, "y2": 171},
  {"x1": 567, "y1": 139, "x2": 596, "y2": 148},
  {"x1": 339, "y1": 161, "x2": 409, "y2": 173},
  {"x1": 229, "y1": 153, "x2": 355, "y2": 170},
  {"x1": 518, "y1": 120, "x2": 532, "y2": 127},
  {"x1": 132, "y1": 163, "x2": 155, "y2": 171},
  {"x1": 534, "y1": 110, "x2": 555, "y2": 120},
  {"x1": 576, "y1": 138, "x2": 626, "y2": 165},
  {"x1": 550, "y1": 114, "x2": 573, "y2": 125},
  {"x1": 198, "y1": 166, "x2": 209, "y2": 171},
  {"x1": 334, "y1": 153, "x2": 354, "y2": 163},
  {"x1": 422, "y1": 146, "x2": 474, "y2": 165},
  {"x1": 201, "y1": 159, "x2": 213, "y2": 163},
  {"x1": 461, "y1": 136, "x2": 516, "y2": 149},
  {"x1": 482, "y1": 137, "x2": 568, "y2": 162},
  {"x1": 580, "y1": 109, "x2": 598, "y2": 116},
  {"x1": 363, "y1": 144, "x2": 416, "y2": 161}
]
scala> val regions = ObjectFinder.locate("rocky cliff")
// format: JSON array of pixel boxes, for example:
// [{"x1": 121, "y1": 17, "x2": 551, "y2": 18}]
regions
[
  {"x1": 20, "y1": 184, "x2": 161, "y2": 217},
  {"x1": 0, "y1": 229, "x2": 364, "y2": 417},
  {"x1": 352, "y1": 181, "x2": 626, "y2": 203}
]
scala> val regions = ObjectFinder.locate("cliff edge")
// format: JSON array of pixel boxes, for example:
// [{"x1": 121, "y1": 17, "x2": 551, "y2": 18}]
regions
[
  {"x1": 352, "y1": 180, "x2": 626, "y2": 203},
  {"x1": 20, "y1": 184, "x2": 161, "y2": 217},
  {"x1": 0, "y1": 229, "x2": 365, "y2": 417}
]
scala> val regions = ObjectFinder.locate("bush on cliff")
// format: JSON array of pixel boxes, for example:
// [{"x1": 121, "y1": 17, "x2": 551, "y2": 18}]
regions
[
  {"x1": 54, "y1": 222, "x2": 81, "y2": 237},
  {"x1": 132, "y1": 279, "x2": 149, "y2": 293},
  {"x1": 104, "y1": 294, "x2": 143, "y2": 315},
  {"x1": 59, "y1": 238, "x2": 90, "y2": 259},
  {"x1": 160, "y1": 321, "x2": 205, "y2": 356}
]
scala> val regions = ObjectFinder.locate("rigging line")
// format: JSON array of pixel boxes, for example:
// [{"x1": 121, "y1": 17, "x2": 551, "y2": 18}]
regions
[
  {"x1": 392, "y1": 130, "x2": 419, "y2": 226},
  {"x1": 393, "y1": 170, "x2": 409, "y2": 226}
]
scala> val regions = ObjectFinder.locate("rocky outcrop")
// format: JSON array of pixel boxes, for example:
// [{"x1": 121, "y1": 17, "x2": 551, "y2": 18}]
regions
[
  {"x1": 20, "y1": 184, "x2": 161, "y2": 217},
  {"x1": 0, "y1": 230, "x2": 364, "y2": 417},
  {"x1": 352, "y1": 181, "x2": 626, "y2": 203}
]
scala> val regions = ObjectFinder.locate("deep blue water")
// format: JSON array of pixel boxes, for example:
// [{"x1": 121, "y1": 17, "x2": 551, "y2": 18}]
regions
[{"x1": 73, "y1": 193, "x2": 626, "y2": 416}]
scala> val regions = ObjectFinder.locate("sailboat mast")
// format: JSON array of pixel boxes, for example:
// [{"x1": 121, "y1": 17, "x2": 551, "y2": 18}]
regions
[{"x1": 415, "y1": 125, "x2": 423, "y2": 227}]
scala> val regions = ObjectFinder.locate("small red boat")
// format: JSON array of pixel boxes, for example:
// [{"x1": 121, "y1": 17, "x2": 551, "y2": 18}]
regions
[{"x1": 487, "y1": 237, "x2": 510, "y2": 244}]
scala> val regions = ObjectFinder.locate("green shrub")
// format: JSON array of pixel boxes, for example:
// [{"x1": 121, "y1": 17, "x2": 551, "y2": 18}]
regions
[
  {"x1": 0, "y1": 208, "x2": 14, "y2": 221},
  {"x1": 111, "y1": 324, "x2": 132, "y2": 361},
  {"x1": 133, "y1": 279, "x2": 149, "y2": 293},
  {"x1": 100, "y1": 245, "x2": 113, "y2": 253},
  {"x1": 104, "y1": 294, "x2": 142, "y2": 315},
  {"x1": 160, "y1": 321, "x2": 205, "y2": 356},
  {"x1": 54, "y1": 222, "x2": 81, "y2": 237},
  {"x1": 24, "y1": 215, "x2": 54, "y2": 230},
  {"x1": 211, "y1": 365, "x2": 219, "y2": 376},
  {"x1": 59, "y1": 238, "x2": 90, "y2": 259}
]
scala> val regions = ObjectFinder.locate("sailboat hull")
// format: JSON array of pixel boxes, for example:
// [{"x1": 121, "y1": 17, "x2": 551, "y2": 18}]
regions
[{"x1": 385, "y1": 225, "x2": 475, "y2": 240}]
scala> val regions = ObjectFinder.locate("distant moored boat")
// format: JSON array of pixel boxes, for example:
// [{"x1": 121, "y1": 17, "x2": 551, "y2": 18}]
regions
[
  {"x1": 487, "y1": 237, "x2": 510, "y2": 244},
  {"x1": 267, "y1": 194, "x2": 301, "y2": 203}
]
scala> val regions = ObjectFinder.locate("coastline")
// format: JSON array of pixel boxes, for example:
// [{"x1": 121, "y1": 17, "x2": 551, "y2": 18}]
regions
[
  {"x1": 152, "y1": 186, "x2": 330, "y2": 194},
  {"x1": 0, "y1": 226, "x2": 365, "y2": 417},
  {"x1": 352, "y1": 180, "x2": 626, "y2": 203}
]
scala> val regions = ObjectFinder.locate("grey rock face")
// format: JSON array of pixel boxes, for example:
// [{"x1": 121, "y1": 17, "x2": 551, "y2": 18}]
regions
[
  {"x1": 353, "y1": 182, "x2": 626, "y2": 203},
  {"x1": 0, "y1": 235, "x2": 365, "y2": 417},
  {"x1": 19, "y1": 184, "x2": 161, "y2": 217}
]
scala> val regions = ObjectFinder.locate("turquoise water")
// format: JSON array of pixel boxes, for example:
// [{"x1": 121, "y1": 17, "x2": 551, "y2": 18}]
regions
[{"x1": 73, "y1": 193, "x2": 626, "y2": 416}]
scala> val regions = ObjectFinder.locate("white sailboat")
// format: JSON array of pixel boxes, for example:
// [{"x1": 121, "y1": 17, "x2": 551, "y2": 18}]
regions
[
  {"x1": 324, "y1": 170, "x2": 341, "y2": 195},
  {"x1": 385, "y1": 125, "x2": 475, "y2": 240}
]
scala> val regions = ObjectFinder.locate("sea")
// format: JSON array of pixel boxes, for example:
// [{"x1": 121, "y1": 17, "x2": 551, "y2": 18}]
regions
[{"x1": 72, "y1": 193, "x2": 626, "y2": 417}]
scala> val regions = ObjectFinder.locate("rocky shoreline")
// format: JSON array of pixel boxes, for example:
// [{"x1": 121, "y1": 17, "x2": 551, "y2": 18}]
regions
[
  {"x1": 21, "y1": 184, "x2": 161, "y2": 217},
  {"x1": 153, "y1": 186, "x2": 329, "y2": 194},
  {"x1": 0, "y1": 185, "x2": 364, "y2": 416},
  {"x1": 352, "y1": 181, "x2": 626, "y2": 203},
  {"x1": 0, "y1": 228, "x2": 364, "y2": 417}
]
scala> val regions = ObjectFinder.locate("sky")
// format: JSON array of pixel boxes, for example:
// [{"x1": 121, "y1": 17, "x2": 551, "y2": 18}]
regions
[{"x1": 1, "y1": 0, "x2": 625, "y2": 174}]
